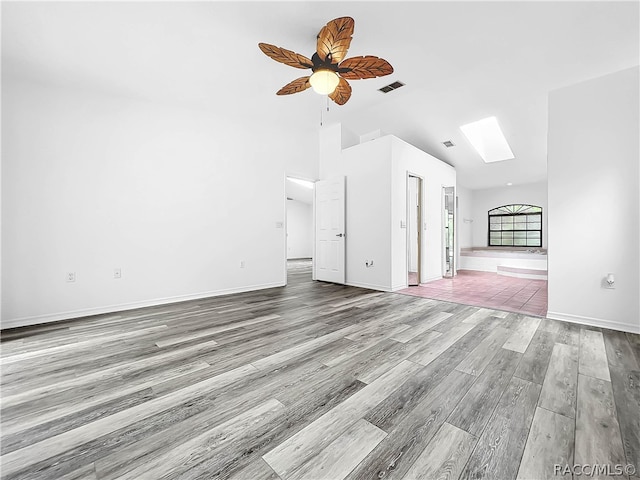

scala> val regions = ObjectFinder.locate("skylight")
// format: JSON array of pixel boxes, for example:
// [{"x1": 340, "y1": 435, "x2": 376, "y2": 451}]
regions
[
  {"x1": 286, "y1": 177, "x2": 314, "y2": 189},
  {"x1": 459, "y1": 116, "x2": 514, "y2": 163}
]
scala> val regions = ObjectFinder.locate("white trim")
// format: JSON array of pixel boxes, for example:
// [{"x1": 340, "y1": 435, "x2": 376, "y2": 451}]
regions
[
  {"x1": 497, "y1": 271, "x2": 548, "y2": 280},
  {"x1": 346, "y1": 281, "x2": 392, "y2": 292},
  {"x1": 546, "y1": 311, "x2": 640, "y2": 334},
  {"x1": 406, "y1": 171, "x2": 424, "y2": 287},
  {"x1": 283, "y1": 173, "x2": 288, "y2": 286},
  {"x1": 420, "y1": 274, "x2": 444, "y2": 284},
  {"x1": 1, "y1": 282, "x2": 285, "y2": 330}
]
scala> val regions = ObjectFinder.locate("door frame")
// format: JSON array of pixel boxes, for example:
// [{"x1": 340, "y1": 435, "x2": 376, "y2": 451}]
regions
[
  {"x1": 442, "y1": 185, "x2": 456, "y2": 278},
  {"x1": 283, "y1": 173, "x2": 288, "y2": 286},
  {"x1": 284, "y1": 174, "x2": 316, "y2": 286},
  {"x1": 406, "y1": 172, "x2": 424, "y2": 286}
]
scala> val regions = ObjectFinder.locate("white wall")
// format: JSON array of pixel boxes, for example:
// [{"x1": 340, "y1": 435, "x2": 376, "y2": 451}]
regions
[
  {"x1": 547, "y1": 66, "x2": 639, "y2": 334},
  {"x1": 456, "y1": 186, "x2": 474, "y2": 272},
  {"x1": 456, "y1": 186, "x2": 474, "y2": 249},
  {"x1": 286, "y1": 200, "x2": 312, "y2": 259},
  {"x1": 319, "y1": 128, "x2": 456, "y2": 291},
  {"x1": 390, "y1": 137, "x2": 456, "y2": 288},
  {"x1": 1, "y1": 78, "x2": 302, "y2": 328},
  {"x1": 332, "y1": 136, "x2": 393, "y2": 291},
  {"x1": 469, "y1": 181, "x2": 548, "y2": 248}
]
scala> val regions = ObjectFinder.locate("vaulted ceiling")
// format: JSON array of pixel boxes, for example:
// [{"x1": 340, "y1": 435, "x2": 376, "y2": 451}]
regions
[{"x1": 3, "y1": 1, "x2": 638, "y2": 189}]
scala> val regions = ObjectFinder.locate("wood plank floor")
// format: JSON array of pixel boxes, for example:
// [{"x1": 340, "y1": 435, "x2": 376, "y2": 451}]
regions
[{"x1": 1, "y1": 259, "x2": 639, "y2": 480}]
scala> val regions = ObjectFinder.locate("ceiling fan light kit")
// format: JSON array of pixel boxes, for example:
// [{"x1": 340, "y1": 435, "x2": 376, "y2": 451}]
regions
[
  {"x1": 309, "y1": 69, "x2": 340, "y2": 95},
  {"x1": 258, "y1": 16, "x2": 393, "y2": 105}
]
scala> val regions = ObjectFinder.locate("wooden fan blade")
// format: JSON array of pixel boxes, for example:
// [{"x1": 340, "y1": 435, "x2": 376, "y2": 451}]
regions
[
  {"x1": 329, "y1": 77, "x2": 352, "y2": 105},
  {"x1": 316, "y1": 17, "x2": 354, "y2": 65},
  {"x1": 276, "y1": 77, "x2": 311, "y2": 95},
  {"x1": 339, "y1": 56, "x2": 394, "y2": 80},
  {"x1": 258, "y1": 43, "x2": 313, "y2": 69}
]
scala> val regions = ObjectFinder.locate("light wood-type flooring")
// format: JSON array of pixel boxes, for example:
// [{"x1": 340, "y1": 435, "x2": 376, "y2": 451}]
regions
[{"x1": 1, "y1": 260, "x2": 639, "y2": 480}]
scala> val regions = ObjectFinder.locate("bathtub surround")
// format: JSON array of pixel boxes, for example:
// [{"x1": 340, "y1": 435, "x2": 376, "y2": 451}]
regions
[{"x1": 459, "y1": 247, "x2": 547, "y2": 276}]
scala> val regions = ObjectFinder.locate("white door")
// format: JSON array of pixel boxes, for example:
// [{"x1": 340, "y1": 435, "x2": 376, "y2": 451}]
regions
[{"x1": 314, "y1": 176, "x2": 346, "y2": 284}]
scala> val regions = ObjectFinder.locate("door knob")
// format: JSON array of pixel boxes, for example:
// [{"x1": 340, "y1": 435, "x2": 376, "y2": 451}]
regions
[{"x1": 336, "y1": 233, "x2": 344, "y2": 237}]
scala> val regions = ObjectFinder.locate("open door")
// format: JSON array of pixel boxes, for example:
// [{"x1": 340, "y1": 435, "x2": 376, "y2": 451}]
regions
[
  {"x1": 443, "y1": 186, "x2": 455, "y2": 277},
  {"x1": 314, "y1": 176, "x2": 346, "y2": 284},
  {"x1": 407, "y1": 175, "x2": 422, "y2": 286}
]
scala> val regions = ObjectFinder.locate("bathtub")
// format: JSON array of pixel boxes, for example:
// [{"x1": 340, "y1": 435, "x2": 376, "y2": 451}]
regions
[{"x1": 459, "y1": 247, "x2": 547, "y2": 279}]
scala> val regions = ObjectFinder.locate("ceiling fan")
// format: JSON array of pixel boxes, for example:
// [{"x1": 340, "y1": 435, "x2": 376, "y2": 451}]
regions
[{"x1": 258, "y1": 16, "x2": 393, "y2": 105}]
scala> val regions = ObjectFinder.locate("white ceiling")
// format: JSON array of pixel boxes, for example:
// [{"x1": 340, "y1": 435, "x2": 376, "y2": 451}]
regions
[{"x1": 2, "y1": 1, "x2": 638, "y2": 189}]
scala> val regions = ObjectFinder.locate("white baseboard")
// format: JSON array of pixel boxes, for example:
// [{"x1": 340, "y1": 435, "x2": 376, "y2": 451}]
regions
[
  {"x1": 546, "y1": 311, "x2": 640, "y2": 334},
  {"x1": 498, "y1": 271, "x2": 548, "y2": 280},
  {"x1": 345, "y1": 281, "x2": 393, "y2": 292},
  {"x1": 1, "y1": 282, "x2": 285, "y2": 330},
  {"x1": 420, "y1": 275, "x2": 443, "y2": 284}
]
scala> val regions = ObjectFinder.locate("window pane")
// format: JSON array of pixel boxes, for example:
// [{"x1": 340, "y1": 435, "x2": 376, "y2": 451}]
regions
[{"x1": 488, "y1": 206, "x2": 543, "y2": 247}]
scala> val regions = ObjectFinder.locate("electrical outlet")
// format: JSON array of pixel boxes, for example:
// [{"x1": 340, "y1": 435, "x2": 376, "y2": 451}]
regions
[
  {"x1": 114, "y1": 268, "x2": 122, "y2": 279},
  {"x1": 240, "y1": 260, "x2": 245, "y2": 269},
  {"x1": 66, "y1": 272, "x2": 76, "y2": 282}
]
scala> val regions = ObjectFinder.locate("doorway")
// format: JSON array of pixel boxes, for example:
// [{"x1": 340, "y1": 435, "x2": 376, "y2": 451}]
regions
[
  {"x1": 443, "y1": 186, "x2": 455, "y2": 278},
  {"x1": 285, "y1": 176, "x2": 314, "y2": 284},
  {"x1": 407, "y1": 174, "x2": 423, "y2": 286}
]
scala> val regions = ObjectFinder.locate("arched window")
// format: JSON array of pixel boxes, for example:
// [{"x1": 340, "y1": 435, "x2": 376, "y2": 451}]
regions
[{"x1": 488, "y1": 204, "x2": 542, "y2": 247}]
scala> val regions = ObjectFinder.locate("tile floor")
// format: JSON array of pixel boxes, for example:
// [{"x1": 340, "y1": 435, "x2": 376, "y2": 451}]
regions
[{"x1": 398, "y1": 270, "x2": 548, "y2": 317}]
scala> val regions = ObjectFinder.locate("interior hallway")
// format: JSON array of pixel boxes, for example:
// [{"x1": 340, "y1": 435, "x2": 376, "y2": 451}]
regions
[{"x1": 400, "y1": 270, "x2": 548, "y2": 317}]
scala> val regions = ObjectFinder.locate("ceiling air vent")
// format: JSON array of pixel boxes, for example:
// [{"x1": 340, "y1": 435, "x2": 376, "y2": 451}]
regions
[
  {"x1": 442, "y1": 140, "x2": 456, "y2": 148},
  {"x1": 379, "y1": 81, "x2": 405, "y2": 93}
]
